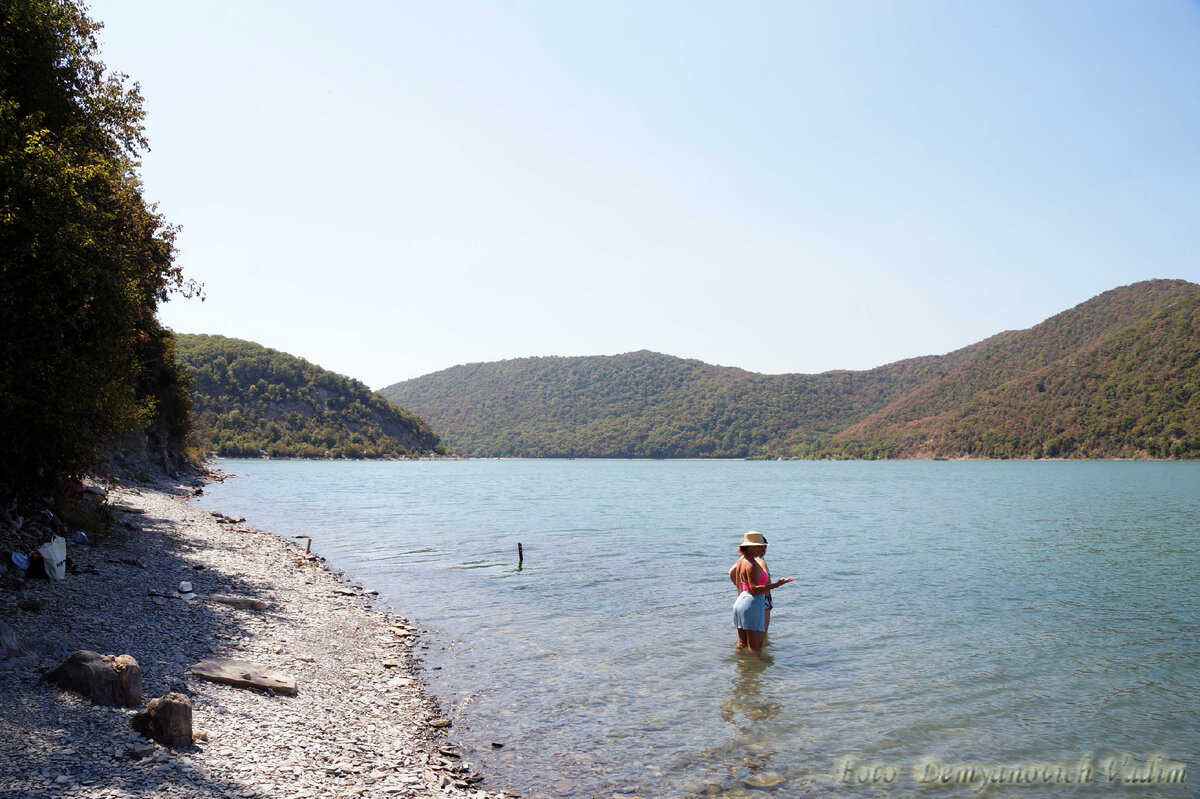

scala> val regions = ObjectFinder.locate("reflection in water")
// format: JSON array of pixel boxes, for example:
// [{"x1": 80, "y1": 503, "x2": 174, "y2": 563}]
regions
[
  {"x1": 721, "y1": 651, "x2": 780, "y2": 730},
  {"x1": 712, "y1": 651, "x2": 788, "y2": 793}
]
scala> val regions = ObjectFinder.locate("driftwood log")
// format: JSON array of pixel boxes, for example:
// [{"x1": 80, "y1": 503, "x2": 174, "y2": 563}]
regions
[
  {"x1": 43, "y1": 650, "x2": 142, "y2": 706},
  {"x1": 189, "y1": 658, "x2": 296, "y2": 695},
  {"x1": 205, "y1": 595, "x2": 268, "y2": 610},
  {"x1": 132, "y1": 692, "x2": 193, "y2": 747}
]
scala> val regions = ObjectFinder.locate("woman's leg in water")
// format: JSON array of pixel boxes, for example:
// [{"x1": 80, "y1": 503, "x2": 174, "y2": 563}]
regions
[
  {"x1": 736, "y1": 628, "x2": 749, "y2": 649},
  {"x1": 747, "y1": 629, "x2": 765, "y2": 653}
]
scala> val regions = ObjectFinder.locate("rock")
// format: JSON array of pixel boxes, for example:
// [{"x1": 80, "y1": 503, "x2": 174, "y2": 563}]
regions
[
  {"x1": 0, "y1": 620, "x2": 29, "y2": 659},
  {"x1": 191, "y1": 729, "x2": 208, "y2": 742},
  {"x1": 128, "y1": 742, "x2": 155, "y2": 759},
  {"x1": 131, "y1": 692, "x2": 193, "y2": 747},
  {"x1": 188, "y1": 658, "x2": 297, "y2": 695},
  {"x1": 428, "y1": 718, "x2": 452, "y2": 728},
  {"x1": 43, "y1": 651, "x2": 142, "y2": 706},
  {"x1": 204, "y1": 595, "x2": 268, "y2": 610},
  {"x1": 744, "y1": 771, "x2": 785, "y2": 788}
]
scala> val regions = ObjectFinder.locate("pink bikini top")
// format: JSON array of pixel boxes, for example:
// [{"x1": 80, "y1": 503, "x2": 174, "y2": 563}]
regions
[{"x1": 739, "y1": 564, "x2": 770, "y2": 592}]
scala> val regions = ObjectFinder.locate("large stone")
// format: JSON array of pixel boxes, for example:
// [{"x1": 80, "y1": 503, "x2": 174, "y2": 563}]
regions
[
  {"x1": 131, "y1": 692, "x2": 193, "y2": 747},
  {"x1": 188, "y1": 658, "x2": 296, "y2": 695},
  {"x1": 43, "y1": 650, "x2": 142, "y2": 706},
  {"x1": 0, "y1": 620, "x2": 28, "y2": 659}
]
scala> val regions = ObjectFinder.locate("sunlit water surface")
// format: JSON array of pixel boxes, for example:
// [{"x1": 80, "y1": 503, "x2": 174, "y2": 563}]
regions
[{"x1": 195, "y1": 460, "x2": 1199, "y2": 798}]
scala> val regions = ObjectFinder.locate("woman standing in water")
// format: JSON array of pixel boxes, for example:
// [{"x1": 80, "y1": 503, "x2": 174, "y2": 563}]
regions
[{"x1": 729, "y1": 531, "x2": 793, "y2": 653}]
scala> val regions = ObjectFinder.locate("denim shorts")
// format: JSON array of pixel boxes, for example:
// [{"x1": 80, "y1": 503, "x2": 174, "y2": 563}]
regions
[{"x1": 733, "y1": 591, "x2": 766, "y2": 632}]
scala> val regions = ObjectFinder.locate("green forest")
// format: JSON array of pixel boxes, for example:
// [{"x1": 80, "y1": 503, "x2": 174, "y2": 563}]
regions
[
  {"x1": 176, "y1": 334, "x2": 442, "y2": 459},
  {"x1": 382, "y1": 280, "x2": 1200, "y2": 460},
  {"x1": 1, "y1": 0, "x2": 198, "y2": 496}
]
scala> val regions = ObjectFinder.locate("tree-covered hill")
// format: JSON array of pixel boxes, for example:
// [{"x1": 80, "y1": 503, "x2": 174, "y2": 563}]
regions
[
  {"x1": 381, "y1": 350, "x2": 935, "y2": 458},
  {"x1": 1, "y1": 0, "x2": 199, "y2": 497},
  {"x1": 837, "y1": 281, "x2": 1200, "y2": 459},
  {"x1": 176, "y1": 335, "x2": 442, "y2": 458},
  {"x1": 380, "y1": 280, "x2": 1200, "y2": 459}
]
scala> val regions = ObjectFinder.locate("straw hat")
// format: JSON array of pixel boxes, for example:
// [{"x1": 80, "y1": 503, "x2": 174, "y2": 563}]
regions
[{"x1": 738, "y1": 531, "x2": 768, "y2": 549}]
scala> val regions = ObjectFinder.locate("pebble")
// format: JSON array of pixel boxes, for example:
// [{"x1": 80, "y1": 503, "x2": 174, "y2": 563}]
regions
[
  {"x1": 128, "y1": 743, "x2": 155, "y2": 759},
  {"x1": 0, "y1": 476, "x2": 516, "y2": 799},
  {"x1": 744, "y1": 771, "x2": 785, "y2": 788}
]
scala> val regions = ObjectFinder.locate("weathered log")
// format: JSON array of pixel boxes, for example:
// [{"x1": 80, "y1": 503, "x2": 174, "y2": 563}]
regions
[
  {"x1": 43, "y1": 650, "x2": 142, "y2": 706},
  {"x1": 132, "y1": 692, "x2": 193, "y2": 747},
  {"x1": 204, "y1": 594, "x2": 268, "y2": 610},
  {"x1": 189, "y1": 658, "x2": 296, "y2": 695}
]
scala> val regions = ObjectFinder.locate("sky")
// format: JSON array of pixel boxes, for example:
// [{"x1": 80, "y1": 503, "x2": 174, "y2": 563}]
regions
[{"x1": 89, "y1": 0, "x2": 1200, "y2": 388}]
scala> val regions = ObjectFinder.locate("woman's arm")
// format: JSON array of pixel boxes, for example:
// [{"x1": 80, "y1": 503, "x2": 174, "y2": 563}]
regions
[{"x1": 745, "y1": 570, "x2": 794, "y2": 595}]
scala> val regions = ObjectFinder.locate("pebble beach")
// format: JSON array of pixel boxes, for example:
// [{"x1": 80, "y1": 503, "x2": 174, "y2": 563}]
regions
[{"x1": 0, "y1": 473, "x2": 518, "y2": 799}]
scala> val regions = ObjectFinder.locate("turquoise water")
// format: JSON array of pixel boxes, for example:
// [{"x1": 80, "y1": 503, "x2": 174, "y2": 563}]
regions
[{"x1": 195, "y1": 460, "x2": 1199, "y2": 798}]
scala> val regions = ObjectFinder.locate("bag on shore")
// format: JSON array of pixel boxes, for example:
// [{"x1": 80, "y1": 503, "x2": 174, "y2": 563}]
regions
[{"x1": 37, "y1": 536, "x2": 67, "y2": 581}]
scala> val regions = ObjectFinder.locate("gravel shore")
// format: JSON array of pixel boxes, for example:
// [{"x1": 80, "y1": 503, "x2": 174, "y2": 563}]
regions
[{"x1": 0, "y1": 475, "x2": 518, "y2": 799}]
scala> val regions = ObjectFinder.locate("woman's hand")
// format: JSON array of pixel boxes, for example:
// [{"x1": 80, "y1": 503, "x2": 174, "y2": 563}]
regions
[{"x1": 774, "y1": 577, "x2": 795, "y2": 588}]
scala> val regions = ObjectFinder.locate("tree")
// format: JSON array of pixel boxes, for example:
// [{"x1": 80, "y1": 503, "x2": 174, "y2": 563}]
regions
[{"x1": 0, "y1": 0, "x2": 198, "y2": 495}]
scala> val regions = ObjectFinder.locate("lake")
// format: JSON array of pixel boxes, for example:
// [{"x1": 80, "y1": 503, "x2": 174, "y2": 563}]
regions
[{"x1": 194, "y1": 459, "x2": 1199, "y2": 798}]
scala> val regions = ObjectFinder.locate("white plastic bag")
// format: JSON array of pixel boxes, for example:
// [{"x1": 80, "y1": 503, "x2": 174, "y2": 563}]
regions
[{"x1": 37, "y1": 536, "x2": 67, "y2": 581}]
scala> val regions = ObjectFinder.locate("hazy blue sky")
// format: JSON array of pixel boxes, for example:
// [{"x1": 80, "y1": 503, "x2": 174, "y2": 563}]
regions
[{"x1": 91, "y1": 0, "x2": 1200, "y2": 387}]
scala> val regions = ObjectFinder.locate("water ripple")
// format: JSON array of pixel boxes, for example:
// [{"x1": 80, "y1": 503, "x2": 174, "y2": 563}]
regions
[{"x1": 197, "y1": 459, "x2": 1200, "y2": 799}]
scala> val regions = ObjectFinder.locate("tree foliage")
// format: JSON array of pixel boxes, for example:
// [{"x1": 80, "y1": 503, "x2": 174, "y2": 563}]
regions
[
  {"x1": 382, "y1": 280, "x2": 1200, "y2": 460},
  {"x1": 0, "y1": 0, "x2": 197, "y2": 495},
  {"x1": 176, "y1": 334, "x2": 442, "y2": 459}
]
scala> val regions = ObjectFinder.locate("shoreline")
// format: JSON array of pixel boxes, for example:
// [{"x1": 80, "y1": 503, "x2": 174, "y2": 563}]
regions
[{"x1": 0, "y1": 472, "x2": 516, "y2": 799}]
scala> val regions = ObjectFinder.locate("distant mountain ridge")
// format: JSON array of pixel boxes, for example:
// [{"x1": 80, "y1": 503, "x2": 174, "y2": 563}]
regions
[
  {"x1": 177, "y1": 334, "x2": 442, "y2": 458},
  {"x1": 380, "y1": 280, "x2": 1200, "y2": 459}
]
